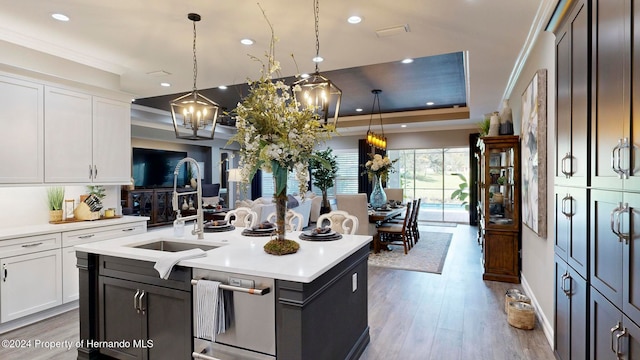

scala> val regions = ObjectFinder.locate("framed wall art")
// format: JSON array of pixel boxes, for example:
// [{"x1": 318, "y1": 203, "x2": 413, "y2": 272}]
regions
[{"x1": 521, "y1": 69, "x2": 547, "y2": 238}]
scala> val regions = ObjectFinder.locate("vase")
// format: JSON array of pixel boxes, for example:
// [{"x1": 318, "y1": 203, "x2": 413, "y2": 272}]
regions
[
  {"x1": 263, "y1": 166, "x2": 300, "y2": 255},
  {"x1": 320, "y1": 190, "x2": 331, "y2": 215},
  {"x1": 370, "y1": 174, "x2": 387, "y2": 209}
]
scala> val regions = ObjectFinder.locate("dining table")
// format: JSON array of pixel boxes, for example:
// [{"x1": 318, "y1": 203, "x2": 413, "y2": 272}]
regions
[{"x1": 368, "y1": 206, "x2": 406, "y2": 253}]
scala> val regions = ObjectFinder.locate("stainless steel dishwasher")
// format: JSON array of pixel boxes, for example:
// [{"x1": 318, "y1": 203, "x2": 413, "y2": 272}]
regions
[{"x1": 191, "y1": 268, "x2": 276, "y2": 360}]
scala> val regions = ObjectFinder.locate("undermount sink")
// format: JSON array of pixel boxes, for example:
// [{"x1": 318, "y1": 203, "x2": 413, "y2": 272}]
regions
[{"x1": 132, "y1": 240, "x2": 219, "y2": 252}]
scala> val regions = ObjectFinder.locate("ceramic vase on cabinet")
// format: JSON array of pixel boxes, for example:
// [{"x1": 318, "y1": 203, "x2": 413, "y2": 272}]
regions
[{"x1": 370, "y1": 174, "x2": 387, "y2": 209}]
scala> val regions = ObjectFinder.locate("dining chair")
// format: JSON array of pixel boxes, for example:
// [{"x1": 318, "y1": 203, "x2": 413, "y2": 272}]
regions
[
  {"x1": 266, "y1": 209, "x2": 304, "y2": 231},
  {"x1": 316, "y1": 210, "x2": 359, "y2": 235},
  {"x1": 384, "y1": 198, "x2": 421, "y2": 246},
  {"x1": 335, "y1": 194, "x2": 377, "y2": 237},
  {"x1": 224, "y1": 207, "x2": 258, "y2": 228},
  {"x1": 383, "y1": 188, "x2": 404, "y2": 203},
  {"x1": 376, "y1": 202, "x2": 413, "y2": 254}
]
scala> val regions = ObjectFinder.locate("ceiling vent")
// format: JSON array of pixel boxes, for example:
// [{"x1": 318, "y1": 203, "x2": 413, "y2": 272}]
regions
[{"x1": 375, "y1": 24, "x2": 410, "y2": 38}]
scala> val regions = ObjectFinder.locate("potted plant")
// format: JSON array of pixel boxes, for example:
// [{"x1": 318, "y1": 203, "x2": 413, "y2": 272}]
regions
[
  {"x1": 309, "y1": 149, "x2": 339, "y2": 214},
  {"x1": 47, "y1": 186, "x2": 65, "y2": 222}
]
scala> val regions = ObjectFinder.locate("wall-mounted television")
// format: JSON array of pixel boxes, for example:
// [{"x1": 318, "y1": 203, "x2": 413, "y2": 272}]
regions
[{"x1": 132, "y1": 148, "x2": 188, "y2": 188}]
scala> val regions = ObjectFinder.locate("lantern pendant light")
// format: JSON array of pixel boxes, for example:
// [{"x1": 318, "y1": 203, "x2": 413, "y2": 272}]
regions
[
  {"x1": 366, "y1": 89, "x2": 387, "y2": 150},
  {"x1": 293, "y1": 0, "x2": 342, "y2": 128},
  {"x1": 170, "y1": 13, "x2": 220, "y2": 140}
]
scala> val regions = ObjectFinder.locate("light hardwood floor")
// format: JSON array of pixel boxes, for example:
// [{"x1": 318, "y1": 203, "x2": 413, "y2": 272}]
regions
[{"x1": 0, "y1": 224, "x2": 555, "y2": 360}]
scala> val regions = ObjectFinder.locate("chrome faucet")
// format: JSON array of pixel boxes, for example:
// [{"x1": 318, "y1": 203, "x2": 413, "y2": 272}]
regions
[{"x1": 173, "y1": 157, "x2": 204, "y2": 239}]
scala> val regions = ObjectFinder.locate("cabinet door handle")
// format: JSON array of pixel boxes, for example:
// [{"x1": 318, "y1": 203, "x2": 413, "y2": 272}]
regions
[
  {"x1": 138, "y1": 290, "x2": 145, "y2": 315},
  {"x1": 121, "y1": 228, "x2": 135, "y2": 232},
  {"x1": 616, "y1": 327, "x2": 628, "y2": 359},
  {"x1": 21, "y1": 242, "x2": 43, "y2": 248},
  {"x1": 617, "y1": 138, "x2": 629, "y2": 179},
  {"x1": 612, "y1": 140, "x2": 622, "y2": 176},
  {"x1": 2, "y1": 264, "x2": 6, "y2": 282},
  {"x1": 78, "y1": 234, "x2": 95, "y2": 239},
  {"x1": 611, "y1": 204, "x2": 622, "y2": 238},
  {"x1": 89, "y1": 165, "x2": 93, "y2": 180},
  {"x1": 134, "y1": 289, "x2": 141, "y2": 313},
  {"x1": 561, "y1": 272, "x2": 571, "y2": 296},
  {"x1": 93, "y1": 165, "x2": 98, "y2": 179},
  {"x1": 561, "y1": 194, "x2": 574, "y2": 218},
  {"x1": 561, "y1": 153, "x2": 572, "y2": 178},
  {"x1": 619, "y1": 203, "x2": 630, "y2": 244},
  {"x1": 611, "y1": 322, "x2": 622, "y2": 355}
]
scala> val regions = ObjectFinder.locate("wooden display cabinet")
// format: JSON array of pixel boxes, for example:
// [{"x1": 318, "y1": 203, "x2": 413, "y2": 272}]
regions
[{"x1": 478, "y1": 135, "x2": 521, "y2": 283}]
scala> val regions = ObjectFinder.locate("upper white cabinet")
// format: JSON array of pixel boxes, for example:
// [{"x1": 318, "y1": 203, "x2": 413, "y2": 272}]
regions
[
  {"x1": 92, "y1": 96, "x2": 131, "y2": 183},
  {"x1": 44, "y1": 86, "x2": 131, "y2": 184},
  {"x1": 0, "y1": 76, "x2": 44, "y2": 184}
]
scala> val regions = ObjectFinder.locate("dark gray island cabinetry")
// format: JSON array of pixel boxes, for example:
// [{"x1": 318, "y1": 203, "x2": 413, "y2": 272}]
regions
[{"x1": 75, "y1": 230, "x2": 371, "y2": 360}]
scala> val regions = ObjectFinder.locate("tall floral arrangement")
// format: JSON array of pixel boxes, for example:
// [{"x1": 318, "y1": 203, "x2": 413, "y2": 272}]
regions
[
  {"x1": 364, "y1": 154, "x2": 397, "y2": 183},
  {"x1": 228, "y1": 5, "x2": 334, "y2": 254}
]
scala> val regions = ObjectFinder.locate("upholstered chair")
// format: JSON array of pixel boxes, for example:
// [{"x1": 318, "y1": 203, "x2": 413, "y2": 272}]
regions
[
  {"x1": 383, "y1": 188, "x2": 404, "y2": 203},
  {"x1": 335, "y1": 194, "x2": 377, "y2": 237}
]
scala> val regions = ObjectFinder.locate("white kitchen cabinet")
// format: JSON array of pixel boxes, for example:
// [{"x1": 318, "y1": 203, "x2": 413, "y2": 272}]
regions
[
  {"x1": 61, "y1": 221, "x2": 146, "y2": 303},
  {"x1": 0, "y1": 75, "x2": 44, "y2": 183},
  {"x1": 44, "y1": 86, "x2": 131, "y2": 184},
  {"x1": 0, "y1": 233, "x2": 62, "y2": 323},
  {"x1": 91, "y1": 96, "x2": 131, "y2": 183}
]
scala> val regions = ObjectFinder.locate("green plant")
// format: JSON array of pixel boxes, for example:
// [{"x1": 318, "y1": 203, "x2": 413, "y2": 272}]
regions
[
  {"x1": 47, "y1": 187, "x2": 65, "y2": 211},
  {"x1": 309, "y1": 149, "x2": 338, "y2": 193},
  {"x1": 478, "y1": 117, "x2": 491, "y2": 137},
  {"x1": 450, "y1": 173, "x2": 469, "y2": 210},
  {"x1": 87, "y1": 185, "x2": 106, "y2": 202}
]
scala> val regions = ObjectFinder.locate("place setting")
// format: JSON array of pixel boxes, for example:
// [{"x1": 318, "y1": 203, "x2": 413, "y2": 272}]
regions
[
  {"x1": 241, "y1": 221, "x2": 277, "y2": 237},
  {"x1": 203, "y1": 220, "x2": 235, "y2": 233},
  {"x1": 299, "y1": 226, "x2": 343, "y2": 241}
]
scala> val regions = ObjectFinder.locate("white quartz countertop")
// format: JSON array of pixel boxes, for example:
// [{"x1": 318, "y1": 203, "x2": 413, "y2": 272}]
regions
[
  {"x1": 75, "y1": 226, "x2": 372, "y2": 283},
  {"x1": 0, "y1": 216, "x2": 150, "y2": 241}
]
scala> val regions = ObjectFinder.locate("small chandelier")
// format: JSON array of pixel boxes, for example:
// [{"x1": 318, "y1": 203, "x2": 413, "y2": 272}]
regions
[
  {"x1": 171, "y1": 13, "x2": 220, "y2": 141},
  {"x1": 366, "y1": 89, "x2": 387, "y2": 150},
  {"x1": 293, "y1": 0, "x2": 341, "y2": 128}
]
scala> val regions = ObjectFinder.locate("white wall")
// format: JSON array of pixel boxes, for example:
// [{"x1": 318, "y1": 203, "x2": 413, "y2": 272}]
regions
[
  {"x1": 507, "y1": 30, "x2": 556, "y2": 336},
  {"x1": 0, "y1": 185, "x2": 121, "y2": 227}
]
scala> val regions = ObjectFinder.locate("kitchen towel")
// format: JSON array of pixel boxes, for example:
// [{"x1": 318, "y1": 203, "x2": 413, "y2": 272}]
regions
[
  {"x1": 195, "y1": 280, "x2": 233, "y2": 341},
  {"x1": 153, "y1": 248, "x2": 207, "y2": 279}
]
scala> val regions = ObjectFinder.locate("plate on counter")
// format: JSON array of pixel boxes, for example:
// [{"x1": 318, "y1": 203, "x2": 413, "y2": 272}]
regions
[{"x1": 302, "y1": 229, "x2": 336, "y2": 237}]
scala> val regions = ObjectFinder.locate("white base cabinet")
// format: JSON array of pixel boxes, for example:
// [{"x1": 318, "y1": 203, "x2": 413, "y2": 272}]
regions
[{"x1": 0, "y1": 234, "x2": 62, "y2": 323}]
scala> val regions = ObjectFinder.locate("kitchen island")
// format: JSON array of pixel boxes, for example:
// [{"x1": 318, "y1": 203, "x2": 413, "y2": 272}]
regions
[{"x1": 75, "y1": 226, "x2": 371, "y2": 360}]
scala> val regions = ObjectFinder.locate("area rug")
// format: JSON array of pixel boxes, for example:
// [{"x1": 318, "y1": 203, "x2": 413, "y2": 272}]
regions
[{"x1": 368, "y1": 232, "x2": 453, "y2": 274}]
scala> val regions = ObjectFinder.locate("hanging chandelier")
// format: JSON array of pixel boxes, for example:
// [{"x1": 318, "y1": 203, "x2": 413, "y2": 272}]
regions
[
  {"x1": 293, "y1": 0, "x2": 341, "y2": 128},
  {"x1": 366, "y1": 89, "x2": 387, "y2": 150},
  {"x1": 170, "y1": 13, "x2": 220, "y2": 141}
]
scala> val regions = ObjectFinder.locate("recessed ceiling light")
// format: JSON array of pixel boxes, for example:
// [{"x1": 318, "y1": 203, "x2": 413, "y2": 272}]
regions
[
  {"x1": 312, "y1": 56, "x2": 324, "y2": 63},
  {"x1": 131, "y1": 98, "x2": 136, "y2": 102},
  {"x1": 401, "y1": 58, "x2": 414, "y2": 64},
  {"x1": 401, "y1": 124, "x2": 407, "y2": 128},
  {"x1": 160, "y1": 82, "x2": 171, "y2": 87},
  {"x1": 240, "y1": 38, "x2": 254, "y2": 45},
  {"x1": 218, "y1": 85, "x2": 228, "y2": 90},
  {"x1": 51, "y1": 13, "x2": 69, "y2": 22},
  {"x1": 356, "y1": 108, "x2": 363, "y2": 112},
  {"x1": 347, "y1": 16, "x2": 362, "y2": 24},
  {"x1": 300, "y1": 73, "x2": 310, "y2": 79},
  {"x1": 426, "y1": 101, "x2": 435, "y2": 106}
]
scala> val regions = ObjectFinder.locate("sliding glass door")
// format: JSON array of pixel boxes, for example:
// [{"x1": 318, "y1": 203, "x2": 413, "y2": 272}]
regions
[{"x1": 388, "y1": 147, "x2": 469, "y2": 223}]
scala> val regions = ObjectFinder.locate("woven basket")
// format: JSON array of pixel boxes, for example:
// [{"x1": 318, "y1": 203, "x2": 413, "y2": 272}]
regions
[
  {"x1": 504, "y1": 290, "x2": 530, "y2": 313},
  {"x1": 507, "y1": 301, "x2": 535, "y2": 330}
]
